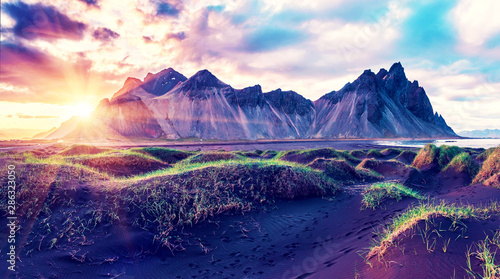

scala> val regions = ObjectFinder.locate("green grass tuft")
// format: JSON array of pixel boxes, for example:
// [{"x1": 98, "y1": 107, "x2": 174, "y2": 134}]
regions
[
  {"x1": 443, "y1": 152, "x2": 480, "y2": 177},
  {"x1": 466, "y1": 233, "x2": 500, "y2": 278},
  {"x1": 308, "y1": 159, "x2": 362, "y2": 183},
  {"x1": 368, "y1": 202, "x2": 500, "y2": 258},
  {"x1": 277, "y1": 148, "x2": 361, "y2": 166},
  {"x1": 437, "y1": 145, "x2": 463, "y2": 169},
  {"x1": 474, "y1": 147, "x2": 500, "y2": 186},
  {"x1": 104, "y1": 163, "x2": 339, "y2": 247},
  {"x1": 185, "y1": 152, "x2": 245, "y2": 164},
  {"x1": 362, "y1": 182, "x2": 423, "y2": 209},
  {"x1": 132, "y1": 147, "x2": 195, "y2": 164},
  {"x1": 412, "y1": 144, "x2": 463, "y2": 171},
  {"x1": 366, "y1": 149, "x2": 383, "y2": 158},
  {"x1": 260, "y1": 150, "x2": 278, "y2": 158},
  {"x1": 380, "y1": 148, "x2": 404, "y2": 157},
  {"x1": 350, "y1": 150, "x2": 367, "y2": 158},
  {"x1": 477, "y1": 148, "x2": 497, "y2": 161},
  {"x1": 59, "y1": 144, "x2": 109, "y2": 156},
  {"x1": 394, "y1": 150, "x2": 417, "y2": 164}
]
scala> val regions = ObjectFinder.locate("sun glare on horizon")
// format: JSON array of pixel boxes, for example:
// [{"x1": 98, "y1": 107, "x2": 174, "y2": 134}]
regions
[{"x1": 73, "y1": 103, "x2": 94, "y2": 117}]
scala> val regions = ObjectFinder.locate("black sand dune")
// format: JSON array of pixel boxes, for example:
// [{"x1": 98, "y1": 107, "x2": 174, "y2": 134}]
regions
[{"x1": 1, "y1": 143, "x2": 499, "y2": 279}]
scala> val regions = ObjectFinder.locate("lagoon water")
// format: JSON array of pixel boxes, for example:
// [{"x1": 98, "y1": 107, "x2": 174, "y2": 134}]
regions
[{"x1": 374, "y1": 138, "x2": 500, "y2": 149}]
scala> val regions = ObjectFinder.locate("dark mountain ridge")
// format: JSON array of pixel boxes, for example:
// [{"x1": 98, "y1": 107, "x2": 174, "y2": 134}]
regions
[{"x1": 46, "y1": 62, "x2": 457, "y2": 140}]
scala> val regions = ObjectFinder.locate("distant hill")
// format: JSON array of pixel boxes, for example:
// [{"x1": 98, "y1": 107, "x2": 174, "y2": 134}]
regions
[
  {"x1": 32, "y1": 127, "x2": 57, "y2": 139},
  {"x1": 48, "y1": 62, "x2": 457, "y2": 140},
  {"x1": 0, "y1": 128, "x2": 46, "y2": 140},
  {"x1": 458, "y1": 129, "x2": 500, "y2": 138}
]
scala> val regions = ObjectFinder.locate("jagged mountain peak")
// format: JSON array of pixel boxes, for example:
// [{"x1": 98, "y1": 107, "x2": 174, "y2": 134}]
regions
[
  {"x1": 265, "y1": 88, "x2": 314, "y2": 116},
  {"x1": 389, "y1": 61, "x2": 404, "y2": 74},
  {"x1": 376, "y1": 68, "x2": 388, "y2": 79},
  {"x1": 387, "y1": 62, "x2": 407, "y2": 83},
  {"x1": 352, "y1": 69, "x2": 377, "y2": 93},
  {"x1": 124, "y1": 77, "x2": 142, "y2": 87},
  {"x1": 143, "y1": 68, "x2": 178, "y2": 81},
  {"x1": 179, "y1": 69, "x2": 227, "y2": 91},
  {"x1": 110, "y1": 77, "x2": 143, "y2": 101},
  {"x1": 142, "y1": 68, "x2": 187, "y2": 96},
  {"x1": 51, "y1": 62, "x2": 456, "y2": 140}
]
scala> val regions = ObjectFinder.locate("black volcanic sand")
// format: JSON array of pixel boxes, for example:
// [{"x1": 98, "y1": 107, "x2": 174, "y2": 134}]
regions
[
  {"x1": 1, "y1": 138, "x2": 416, "y2": 153},
  {"x1": 1, "y1": 143, "x2": 499, "y2": 279}
]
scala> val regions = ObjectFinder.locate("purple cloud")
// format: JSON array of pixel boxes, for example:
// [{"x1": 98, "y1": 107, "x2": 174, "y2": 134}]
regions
[
  {"x1": 2, "y1": 1, "x2": 87, "y2": 40},
  {"x1": 0, "y1": 42, "x2": 94, "y2": 104},
  {"x1": 143, "y1": 36, "x2": 154, "y2": 43},
  {"x1": 78, "y1": 0, "x2": 99, "y2": 8},
  {"x1": 166, "y1": 31, "x2": 186, "y2": 41},
  {"x1": 92, "y1": 27, "x2": 120, "y2": 42}
]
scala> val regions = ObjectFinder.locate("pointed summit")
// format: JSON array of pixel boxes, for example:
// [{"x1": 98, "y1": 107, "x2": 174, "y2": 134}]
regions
[
  {"x1": 352, "y1": 69, "x2": 377, "y2": 93},
  {"x1": 389, "y1": 62, "x2": 404, "y2": 73},
  {"x1": 110, "y1": 77, "x2": 143, "y2": 100},
  {"x1": 141, "y1": 68, "x2": 187, "y2": 96},
  {"x1": 180, "y1": 69, "x2": 227, "y2": 91},
  {"x1": 388, "y1": 62, "x2": 407, "y2": 80}
]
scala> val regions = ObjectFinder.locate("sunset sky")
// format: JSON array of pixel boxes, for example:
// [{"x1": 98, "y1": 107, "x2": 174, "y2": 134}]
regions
[{"x1": 1, "y1": 0, "x2": 499, "y2": 136}]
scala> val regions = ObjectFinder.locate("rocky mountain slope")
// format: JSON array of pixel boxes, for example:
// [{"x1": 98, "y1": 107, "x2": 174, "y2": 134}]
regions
[{"x1": 47, "y1": 62, "x2": 457, "y2": 140}]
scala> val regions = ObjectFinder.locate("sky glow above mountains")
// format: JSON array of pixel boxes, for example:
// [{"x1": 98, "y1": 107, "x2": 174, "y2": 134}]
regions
[{"x1": 0, "y1": 0, "x2": 499, "y2": 132}]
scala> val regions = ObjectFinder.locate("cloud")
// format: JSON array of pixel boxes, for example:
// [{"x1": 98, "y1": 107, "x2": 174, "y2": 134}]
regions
[
  {"x1": 2, "y1": 1, "x2": 87, "y2": 40},
  {"x1": 78, "y1": 0, "x2": 100, "y2": 8},
  {"x1": 156, "y1": 1, "x2": 183, "y2": 17},
  {"x1": 92, "y1": 27, "x2": 120, "y2": 41},
  {"x1": 451, "y1": 0, "x2": 500, "y2": 47},
  {"x1": 0, "y1": 0, "x2": 498, "y2": 132},
  {"x1": 404, "y1": 63, "x2": 500, "y2": 131},
  {"x1": 206, "y1": 5, "x2": 225, "y2": 13},
  {"x1": 143, "y1": 36, "x2": 154, "y2": 43},
  {"x1": 166, "y1": 31, "x2": 186, "y2": 41},
  {"x1": 0, "y1": 41, "x2": 112, "y2": 105},
  {"x1": 16, "y1": 113, "x2": 59, "y2": 119},
  {"x1": 241, "y1": 27, "x2": 306, "y2": 52}
]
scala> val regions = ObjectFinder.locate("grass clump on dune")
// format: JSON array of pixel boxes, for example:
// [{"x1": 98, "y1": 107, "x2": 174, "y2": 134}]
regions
[
  {"x1": 186, "y1": 151, "x2": 245, "y2": 164},
  {"x1": 380, "y1": 148, "x2": 404, "y2": 157},
  {"x1": 3, "y1": 152, "x2": 338, "y2": 253},
  {"x1": 437, "y1": 145, "x2": 463, "y2": 169},
  {"x1": 412, "y1": 144, "x2": 463, "y2": 171},
  {"x1": 133, "y1": 147, "x2": 195, "y2": 164},
  {"x1": 72, "y1": 154, "x2": 170, "y2": 177},
  {"x1": 366, "y1": 149, "x2": 383, "y2": 158},
  {"x1": 474, "y1": 147, "x2": 500, "y2": 186},
  {"x1": 308, "y1": 158, "x2": 362, "y2": 183},
  {"x1": 59, "y1": 144, "x2": 109, "y2": 156},
  {"x1": 368, "y1": 202, "x2": 500, "y2": 259},
  {"x1": 260, "y1": 150, "x2": 278, "y2": 158},
  {"x1": 107, "y1": 163, "x2": 338, "y2": 248},
  {"x1": 362, "y1": 182, "x2": 423, "y2": 209},
  {"x1": 465, "y1": 233, "x2": 500, "y2": 279},
  {"x1": 234, "y1": 150, "x2": 264, "y2": 158},
  {"x1": 412, "y1": 144, "x2": 439, "y2": 170},
  {"x1": 477, "y1": 148, "x2": 497, "y2": 162},
  {"x1": 277, "y1": 148, "x2": 361, "y2": 165},
  {"x1": 394, "y1": 150, "x2": 417, "y2": 164},
  {"x1": 443, "y1": 152, "x2": 480, "y2": 177},
  {"x1": 350, "y1": 150, "x2": 367, "y2": 158},
  {"x1": 355, "y1": 165, "x2": 384, "y2": 181},
  {"x1": 0, "y1": 163, "x2": 108, "y2": 218}
]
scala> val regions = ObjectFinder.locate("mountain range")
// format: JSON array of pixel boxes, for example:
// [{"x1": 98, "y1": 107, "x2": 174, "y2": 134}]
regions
[
  {"x1": 45, "y1": 62, "x2": 457, "y2": 141},
  {"x1": 458, "y1": 129, "x2": 500, "y2": 138}
]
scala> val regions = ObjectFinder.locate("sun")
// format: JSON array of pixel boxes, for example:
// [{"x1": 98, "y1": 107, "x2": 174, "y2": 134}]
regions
[{"x1": 73, "y1": 103, "x2": 94, "y2": 117}]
